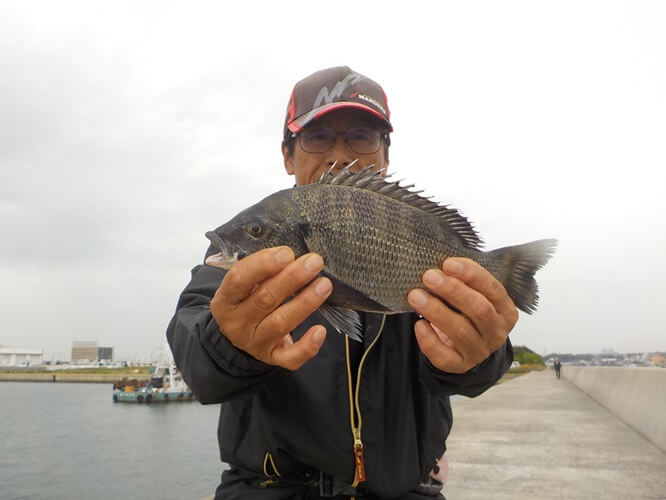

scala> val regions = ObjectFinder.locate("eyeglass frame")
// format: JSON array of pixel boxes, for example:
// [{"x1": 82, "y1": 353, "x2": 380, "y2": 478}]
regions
[{"x1": 290, "y1": 126, "x2": 391, "y2": 155}]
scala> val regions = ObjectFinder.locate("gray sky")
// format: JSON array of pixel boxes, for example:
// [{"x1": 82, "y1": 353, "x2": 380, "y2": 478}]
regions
[{"x1": 1, "y1": 1, "x2": 664, "y2": 360}]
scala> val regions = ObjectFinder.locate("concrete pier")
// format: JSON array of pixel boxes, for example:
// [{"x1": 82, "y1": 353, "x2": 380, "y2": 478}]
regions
[{"x1": 444, "y1": 370, "x2": 666, "y2": 499}]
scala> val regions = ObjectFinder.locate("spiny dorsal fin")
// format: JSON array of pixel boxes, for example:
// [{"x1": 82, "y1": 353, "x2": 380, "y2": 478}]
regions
[{"x1": 318, "y1": 164, "x2": 483, "y2": 250}]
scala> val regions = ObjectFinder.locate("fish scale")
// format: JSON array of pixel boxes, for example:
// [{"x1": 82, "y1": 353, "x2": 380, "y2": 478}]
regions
[
  {"x1": 205, "y1": 166, "x2": 557, "y2": 341},
  {"x1": 299, "y1": 185, "x2": 441, "y2": 311}
]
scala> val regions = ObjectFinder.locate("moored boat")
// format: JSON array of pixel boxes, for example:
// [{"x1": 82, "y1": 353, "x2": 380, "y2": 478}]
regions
[{"x1": 112, "y1": 345, "x2": 194, "y2": 403}]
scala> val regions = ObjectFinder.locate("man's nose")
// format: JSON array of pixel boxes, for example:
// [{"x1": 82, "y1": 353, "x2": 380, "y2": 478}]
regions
[{"x1": 327, "y1": 135, "x2": 358, "y2": 169}]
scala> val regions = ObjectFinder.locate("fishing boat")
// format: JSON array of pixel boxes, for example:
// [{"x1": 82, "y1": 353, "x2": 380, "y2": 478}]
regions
[{"x1": 112, "y1": 345, "x2": 194, "y2": 403}]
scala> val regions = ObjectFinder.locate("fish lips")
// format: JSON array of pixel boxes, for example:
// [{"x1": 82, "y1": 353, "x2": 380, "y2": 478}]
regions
[{"x1": 204, "y1": 231, "x2": 240, "y2": 269}]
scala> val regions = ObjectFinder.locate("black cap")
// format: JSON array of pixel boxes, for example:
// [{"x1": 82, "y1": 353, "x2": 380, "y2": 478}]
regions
[{"x1": 284, "y1": 66, "x2": 392, "y2": 139}]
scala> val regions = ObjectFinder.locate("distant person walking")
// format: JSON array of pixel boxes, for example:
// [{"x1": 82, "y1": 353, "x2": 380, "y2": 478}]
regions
[{"x1": 554, "y1": 358, "x2": 562, "y2": 379}]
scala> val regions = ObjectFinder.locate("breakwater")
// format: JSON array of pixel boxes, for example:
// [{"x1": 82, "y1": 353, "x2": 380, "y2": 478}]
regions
[
  {"x1": 562, "y1": 366, "x2": 666, "y2": 452},
  {"x1": 0, "y1": 372, "x2": 151, "y2": 383}
]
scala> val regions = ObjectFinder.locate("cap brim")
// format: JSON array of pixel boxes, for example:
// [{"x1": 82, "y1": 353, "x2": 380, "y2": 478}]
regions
[{"x1": 287, "y1": 102, "x2": 392, "y2": 134}]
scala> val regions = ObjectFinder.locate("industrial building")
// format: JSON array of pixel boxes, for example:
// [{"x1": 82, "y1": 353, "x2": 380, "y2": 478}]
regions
[
  {"x1": 0, "y1": 347, "x2": 43, "y2": 367},
  {"x1": 98, "y1": 346, "x2": 114, "y2": 361},
  {"x1": 71, "y1": 341, "x2": 113, "y2": 362},
  {"x1": 71, "y1": 341, "x2": 99, "y2": 362}
]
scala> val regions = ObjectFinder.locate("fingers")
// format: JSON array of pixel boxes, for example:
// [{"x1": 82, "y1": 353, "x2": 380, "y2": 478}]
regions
[
  {"x1": 249, "y1": 253, "x2": 327, "y2": 315},
  {"x1": 408, "y1": 257, "x2": 518, "y2": 373},
  {"x1": 244, "y1": 273, "x2": 331, "y2": 368},
  {"x1": 408, "y1": 288, "x2": 487, "y2": 362},
  {"x1": 218, "y1": 246, "x2": 295, "y2": 305},
  {"x1": 211, "y1": 247, "x2": 333, "y2": 371},
  {"x1": 270, "y1": 325, "x2": 328, "y2": 371},
  {"x1": 254, "y1": 274, "x2": 332, "y2": 346},
  {"x1": 414, "y1": 320, "x2": 467, "y2": 374},
  {"x1": 416, "y1": 258, "x2": 517, "y2": 340},
  {"x1": 442, "y1": 258, "x2": 518, "y2": 319},
  {"x1": 420, "y1": 267, "x2": 498, "y2": 340},
  {"x1": 432, "y1": 323, "x2": 456, "y2": 348}
]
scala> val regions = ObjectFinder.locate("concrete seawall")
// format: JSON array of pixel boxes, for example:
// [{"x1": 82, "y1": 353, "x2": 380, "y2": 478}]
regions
[{"x1": 562, "y1": 366, "x2": 666, "y2": 452}]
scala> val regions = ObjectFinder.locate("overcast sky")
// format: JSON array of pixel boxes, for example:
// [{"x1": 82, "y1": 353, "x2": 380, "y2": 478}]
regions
[{"x1": 1, "y1": 1, "x2": 664, "y2": 360}]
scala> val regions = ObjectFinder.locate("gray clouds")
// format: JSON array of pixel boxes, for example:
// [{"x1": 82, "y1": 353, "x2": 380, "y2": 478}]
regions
[{"x1": 1, "y1": 1, "x2": 665, "y2": 359}]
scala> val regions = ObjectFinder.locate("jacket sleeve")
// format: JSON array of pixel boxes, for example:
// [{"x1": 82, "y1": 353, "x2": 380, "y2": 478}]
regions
[
  {"x1": 166, "y1": 254, "x2": 278, "y2": 404},
  {"x1": 419, "y1": 338, "x2": 514, "y2": 398}
]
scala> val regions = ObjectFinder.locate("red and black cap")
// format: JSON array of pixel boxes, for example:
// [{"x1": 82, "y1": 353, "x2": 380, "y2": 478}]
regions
[{"x1": 284, "y1": 66, "x2": 392, "y2": 140}]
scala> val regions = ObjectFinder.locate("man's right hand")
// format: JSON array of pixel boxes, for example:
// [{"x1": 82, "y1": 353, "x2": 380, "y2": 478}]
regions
[{"x1": 210, "y1": 246, "x2": 332, "y2": 371}]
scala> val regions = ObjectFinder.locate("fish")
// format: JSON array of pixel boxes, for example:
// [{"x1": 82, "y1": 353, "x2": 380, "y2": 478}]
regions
[{"x1": 205, "y1": 165, "x2": 557, "y2": 341}]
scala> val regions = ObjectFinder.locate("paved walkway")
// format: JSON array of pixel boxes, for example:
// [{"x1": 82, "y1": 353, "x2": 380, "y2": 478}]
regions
[{"x1": 444, "y1": 370, "x2": 666, "y2": 499}]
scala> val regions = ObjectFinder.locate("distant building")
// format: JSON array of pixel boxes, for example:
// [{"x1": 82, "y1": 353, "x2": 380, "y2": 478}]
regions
[
  {"x1": 71, "y1": 341, "x2": 98, "y2": 362},
  {"x1": 0, "y1": 347, "x2": 43, "y2": 367},
  {"x1": 652, "y1": 354, "x2": 665, "y2": 367},
  {"x1": 98, "y1": 346, "x2": 113, "y2": 362}
]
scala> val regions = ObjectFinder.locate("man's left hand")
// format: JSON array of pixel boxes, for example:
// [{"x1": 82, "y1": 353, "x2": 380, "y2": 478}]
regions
[{"x1": 407, "y1": 258, "x2": 518, "y2": 374}]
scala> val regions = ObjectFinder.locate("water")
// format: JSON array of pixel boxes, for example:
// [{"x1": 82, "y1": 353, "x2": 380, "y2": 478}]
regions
[{"x1": 0, "y1": 382, "x2": 223, "y2": 500}]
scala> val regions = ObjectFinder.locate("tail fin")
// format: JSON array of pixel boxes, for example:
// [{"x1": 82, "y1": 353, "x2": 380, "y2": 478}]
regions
[{"x1": 493, "y1": 239, "x2": 558, "y2": 314}]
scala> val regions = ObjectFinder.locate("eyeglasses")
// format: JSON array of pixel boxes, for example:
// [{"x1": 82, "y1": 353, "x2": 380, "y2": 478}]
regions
[{"x1": 293, "y1": 127, "x2": 387, "y2": 155}]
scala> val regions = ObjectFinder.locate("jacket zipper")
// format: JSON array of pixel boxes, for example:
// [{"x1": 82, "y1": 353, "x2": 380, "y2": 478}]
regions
[
  {"x1": 259, "y1": 451, "x2": 281, "y2": 487},
  {"x1": 345, "y1": 314, "x2": 386, "y2": 487}
]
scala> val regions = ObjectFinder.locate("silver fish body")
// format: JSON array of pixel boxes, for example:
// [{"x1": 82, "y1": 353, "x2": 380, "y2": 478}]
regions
[{"x1": 206, "y1": 167, "x2": 557, "y2": 341}]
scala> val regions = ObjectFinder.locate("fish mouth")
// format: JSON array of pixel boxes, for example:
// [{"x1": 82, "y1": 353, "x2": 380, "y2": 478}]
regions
[{"x1": 204, "y1": 231, "x2": 239, "y2": 269}]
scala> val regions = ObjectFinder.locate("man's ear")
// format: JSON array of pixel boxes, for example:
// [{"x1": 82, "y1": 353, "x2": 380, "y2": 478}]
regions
[{"x1": 282, "y1": 142, "x2": 294, "y2": 175}]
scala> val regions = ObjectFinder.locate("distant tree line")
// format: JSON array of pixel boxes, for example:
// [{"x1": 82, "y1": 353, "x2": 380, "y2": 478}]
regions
[{"x1": 513, "y1": 346, "x2": 545, "y2": 367}]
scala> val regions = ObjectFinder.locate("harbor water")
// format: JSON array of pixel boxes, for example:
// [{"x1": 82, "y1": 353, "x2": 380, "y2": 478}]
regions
[{"x1": 0, "y1": 382, "x2": 222, "y2": 500}]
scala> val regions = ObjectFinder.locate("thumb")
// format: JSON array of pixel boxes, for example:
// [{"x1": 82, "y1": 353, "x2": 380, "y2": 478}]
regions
[{"x1": 271, "y1": 326, "x2": 327, "y2": 371}]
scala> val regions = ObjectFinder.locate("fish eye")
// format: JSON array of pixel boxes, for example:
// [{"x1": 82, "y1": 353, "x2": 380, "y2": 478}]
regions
[{"x1": 246, "y1": 221, "x2": 264, "y2": 237}]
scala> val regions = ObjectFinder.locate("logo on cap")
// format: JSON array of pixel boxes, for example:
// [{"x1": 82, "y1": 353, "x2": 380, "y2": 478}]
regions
[{"x1": 354, "y1": 92, "x2": 387, "y2": 115}]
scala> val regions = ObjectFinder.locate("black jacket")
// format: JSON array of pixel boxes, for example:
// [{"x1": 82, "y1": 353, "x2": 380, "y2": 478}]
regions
[{"x1": 167, "y1": 257, "x2": 513, "y2": 499}]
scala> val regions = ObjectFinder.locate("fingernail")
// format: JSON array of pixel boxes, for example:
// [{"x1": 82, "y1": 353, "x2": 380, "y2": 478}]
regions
[
  {"x1": 414, "y1": 320, "x2": 427, "y2": 338},
  {"x1": 313, "y1": 327, "x2": 326, "y2": 346},
  {"x1": 409, "y1": 289, "x2": 428, "y2": 306},
  {"x1": 275, "y1": 247, "x2": 293, "y2": 265},
  {"x1": 423, "y1": 269, "x2": 444, "y2": 287},
  {"x1": 305, "y1": 254, "x2": 323, "y2": 272},
  {"x1": 443, "y1": 259, "x2": 463, "y2": 275},
  {"x1": 315, "y1": 278, "x2": 331, "y2": 296}
]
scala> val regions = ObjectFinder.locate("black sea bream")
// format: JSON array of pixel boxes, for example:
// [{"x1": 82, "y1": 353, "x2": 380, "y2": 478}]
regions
[{"x1": 205, "y1": 166, "x2": 557, "y2": 341}]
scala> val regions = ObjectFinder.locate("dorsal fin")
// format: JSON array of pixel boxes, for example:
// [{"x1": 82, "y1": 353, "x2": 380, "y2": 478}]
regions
[{"x1": 318, "y1": 164, "x2": 484, "y2": 249}]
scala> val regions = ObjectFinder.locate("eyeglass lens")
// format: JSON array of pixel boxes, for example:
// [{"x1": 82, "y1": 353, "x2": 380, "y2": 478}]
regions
[{"x1": 299, "y1": 127, "x2": 382, "y2": 154}]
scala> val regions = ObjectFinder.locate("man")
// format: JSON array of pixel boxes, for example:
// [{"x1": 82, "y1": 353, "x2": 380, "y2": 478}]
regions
[
  {"x1": 167, "y1": 66, "x2": 516, "y2": 499},
  {"x1": 554, "y1": 358, "x2": 562, "y2": 379}
]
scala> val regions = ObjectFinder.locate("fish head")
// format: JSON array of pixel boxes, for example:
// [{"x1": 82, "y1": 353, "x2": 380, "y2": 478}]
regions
[{"x1": 204, "y1": 198, "x2": 302, "y2": 269}]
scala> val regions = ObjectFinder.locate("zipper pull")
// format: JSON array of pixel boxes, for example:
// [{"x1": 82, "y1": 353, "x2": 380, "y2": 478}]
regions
[{"x1": 353, "y1": 438, "x2": 366, "y2": 484}]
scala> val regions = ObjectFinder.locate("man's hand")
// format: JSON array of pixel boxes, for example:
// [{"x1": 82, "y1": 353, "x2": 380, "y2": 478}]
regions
[
  {"x1": 407, "y1": 258, "x2": 518, "y2": 374},
  {"x1": 210, "y1": 246, "x2": 332, "y2": 371}
]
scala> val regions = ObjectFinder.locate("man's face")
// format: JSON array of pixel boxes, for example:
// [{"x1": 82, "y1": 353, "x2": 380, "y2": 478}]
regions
[{"x1": 282, "y1": 108, "x2": 390, "y2": 186}]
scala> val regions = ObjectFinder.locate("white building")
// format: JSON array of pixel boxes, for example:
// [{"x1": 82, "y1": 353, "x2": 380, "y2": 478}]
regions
[{"x1": 0, "y1": 347, "x2": 44, "y2": 367}]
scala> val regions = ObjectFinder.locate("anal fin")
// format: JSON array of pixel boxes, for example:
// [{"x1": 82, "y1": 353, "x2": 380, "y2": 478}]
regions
[{"x1": 318, "y1": 304, "x2": 363, "y2": 342}]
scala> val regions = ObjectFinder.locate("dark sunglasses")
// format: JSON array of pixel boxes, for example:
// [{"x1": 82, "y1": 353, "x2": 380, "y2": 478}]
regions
[{"x1": 293, "y1": 127, "x2": 388, "y2": 155}]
